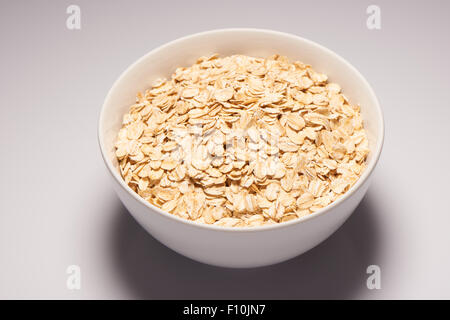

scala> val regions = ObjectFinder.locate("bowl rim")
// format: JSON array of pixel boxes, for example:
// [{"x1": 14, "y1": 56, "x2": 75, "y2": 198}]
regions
[{"x1": 98, "y1": 28, "x2": 384, "y2": 233}]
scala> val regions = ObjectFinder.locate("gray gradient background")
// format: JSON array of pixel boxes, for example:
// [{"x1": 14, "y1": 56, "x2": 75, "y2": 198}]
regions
[{"x1": 1, "y1": 0, "x2": 449, "y2": 299}]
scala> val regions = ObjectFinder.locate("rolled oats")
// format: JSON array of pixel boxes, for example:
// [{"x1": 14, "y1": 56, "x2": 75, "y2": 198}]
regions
[{"x1": 115, "y1": 54, "x2": 369, "y2": 227}]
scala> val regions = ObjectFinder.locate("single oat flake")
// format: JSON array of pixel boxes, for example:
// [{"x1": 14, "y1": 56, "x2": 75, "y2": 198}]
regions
[{"x1": 114, "y1": 54, "x2": 370, "y2": 227}]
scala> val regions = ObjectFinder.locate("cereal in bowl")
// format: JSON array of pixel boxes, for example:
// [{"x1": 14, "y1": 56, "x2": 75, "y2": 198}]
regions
[{"x1": 115, "y1": 54, "x2": 369, "y2": 227}]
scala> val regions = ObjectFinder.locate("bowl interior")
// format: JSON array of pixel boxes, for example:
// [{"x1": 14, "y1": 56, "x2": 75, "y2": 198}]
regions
[{"x1": 99, "y1": 29, "x2": 383, "y2": 215}]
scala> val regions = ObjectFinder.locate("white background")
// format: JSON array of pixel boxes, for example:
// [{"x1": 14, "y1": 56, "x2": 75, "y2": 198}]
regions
[{"x1": 1, "y1": 0, "x2": 449, "y2": 299}]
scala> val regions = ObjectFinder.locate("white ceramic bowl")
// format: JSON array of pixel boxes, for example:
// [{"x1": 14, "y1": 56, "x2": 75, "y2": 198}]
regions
[{"x1": 98, "y1": 28, "x2": 384, "y2": 268}]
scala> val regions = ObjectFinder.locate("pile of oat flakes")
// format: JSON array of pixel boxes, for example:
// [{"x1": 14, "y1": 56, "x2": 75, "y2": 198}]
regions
[{"x1": 115, "y1": 54, "x2": 369, "y2": 227}]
